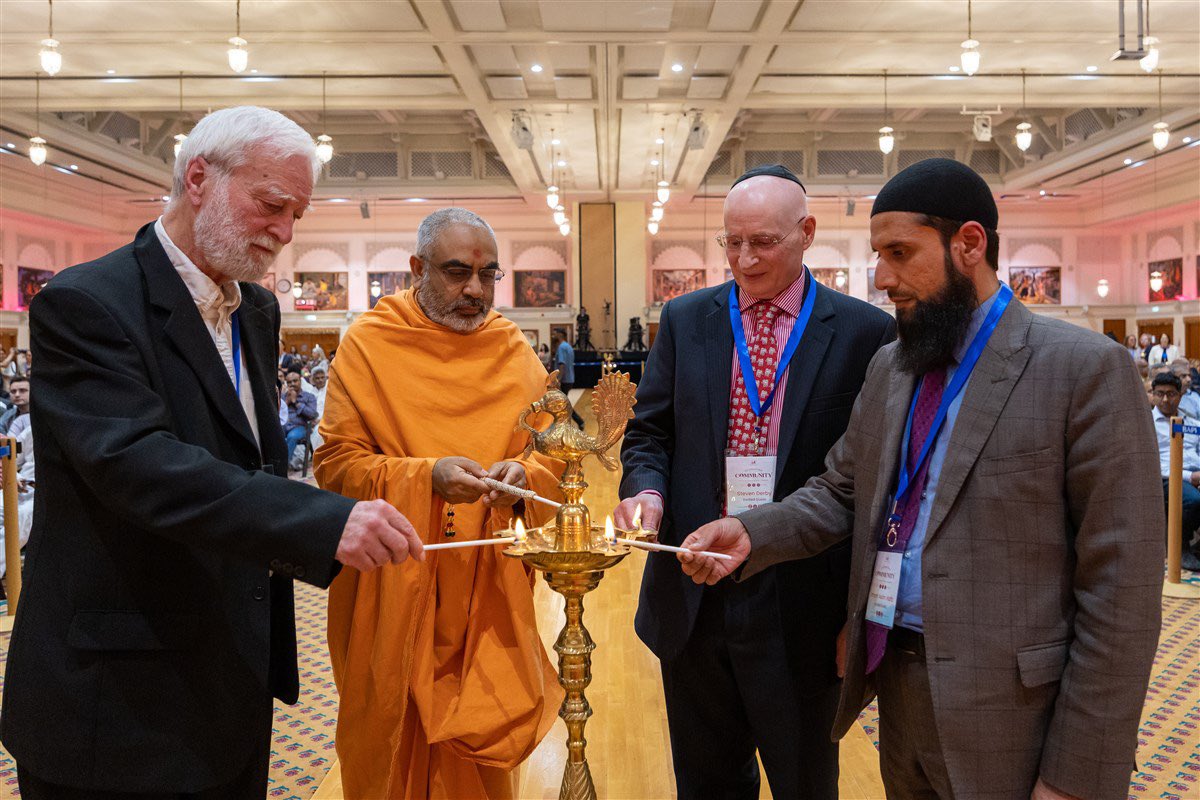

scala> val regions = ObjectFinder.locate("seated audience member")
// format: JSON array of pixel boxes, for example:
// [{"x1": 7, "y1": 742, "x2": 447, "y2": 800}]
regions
[
  {"x1": 1140, "y1": 332, "x2": 1154, "y2": 361},
  {"x1": 1148, "y1": 333, "x2": 1179, "y2": 366},
  {"x1": 1150, "y1": 371, "x2": 1200, "y2": 571},
  {"x1": 1125, "y1": 334, "x2": 1139, "y2": 360},
  {"x1": 1171, "y1": 359, "x2": 1200, "y2": 419},
  {"x1": 307, "y1": 366, "x2": 328, "y2": 451},
  {"x1": 2, "y1": 378, "x2": 30, "y2": 438},
  {"x1": 283, "y1": 370, "x2": 318, "y2": 470}
]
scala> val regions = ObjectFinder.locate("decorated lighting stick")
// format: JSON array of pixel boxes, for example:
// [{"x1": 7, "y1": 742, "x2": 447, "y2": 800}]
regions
[
  {"x1": 481, "y1": 476, "x2": 563, "y2": 509},
  {"x1": 605, "y1": 515, "x2": 733, "y2": 561},
  {"x1": 425, "y1": 517, "x2": 527, "y2": 551}
]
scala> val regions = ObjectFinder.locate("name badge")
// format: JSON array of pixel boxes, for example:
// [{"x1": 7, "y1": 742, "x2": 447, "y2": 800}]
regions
[
  {"x1": 724, "y1": 455, "x2": 776, "y2": 516},
  {"x1": 865, "y1": 550, "x2": 903, "y2": 629}
]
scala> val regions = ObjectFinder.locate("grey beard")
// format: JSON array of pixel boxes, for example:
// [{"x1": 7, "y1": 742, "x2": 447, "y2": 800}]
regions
[
  {"x1": 192, "y1": 183, "x2": 279, "y2": 283},
  {"x1": 415, "y1": 277, "x2": 489, "y2": 334}
]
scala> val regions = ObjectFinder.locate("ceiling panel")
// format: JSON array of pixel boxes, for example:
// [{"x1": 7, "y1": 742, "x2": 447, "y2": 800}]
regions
[
  {"x1": 687, "y1": 76, "x2": 729, "y2": 99},
  {"x1": 451, "y1": 0, "x2": 508, "y2": 31},
  {"x1": 471, "y1": 45, "x2": 521, "y2": 72},
  {"x1": 487, "y1": 76, "x2": 528, "y2": 99},
  {"x1": 696, "y1": 44, "x2": 743, "y2": 72},
  {"x1": 622, "y1": 77, "x2": 661, "y2": 100},
  {"x1": 538, "y1": 0, "x2": 673, "y2": 31},
  {"x1": 709, "y1": 0, "x2": 762, "y2": 31},
  {"x1": 554, "y1": 77, "x2": 593, "y2": 100},
  {"x1": 623, "y1": 45, "x2": 667, "y2": 72}
]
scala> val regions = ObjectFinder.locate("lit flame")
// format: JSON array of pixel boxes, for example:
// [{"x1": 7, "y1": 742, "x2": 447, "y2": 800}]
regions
[
  {"x1": 604, "y1": 515, "x2": 615, "y2": 546},
  {"x1": 632, "y1": 503, "x2": 643, "y2": 532},
  {"x1": 514, "y1": 517, "x2": 527, "y2": 543}
]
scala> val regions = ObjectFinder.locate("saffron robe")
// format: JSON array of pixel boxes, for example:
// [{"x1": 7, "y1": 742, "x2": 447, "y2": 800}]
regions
[{"x1": 315, "y1": 289, "x2": 564, "y2": 799}]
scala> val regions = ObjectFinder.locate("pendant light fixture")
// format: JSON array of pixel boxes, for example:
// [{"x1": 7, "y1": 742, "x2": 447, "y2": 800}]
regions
[
  {"x1": 960, "y1": 0, "x2": 981, "y2": 76},
  {"x1": 315, "y1": 72, "x2": 334, "y2": 163},
  {"x1": 1014, "y1": 69, "x2": 1033, "y2": 152},
  {"x1": 655, "y1": 128, "x2": 670, "y2": 204},
  {"x1": 878, "y1": 70, "x2": 895, "y2": 155},
  {"x1": 553, "y1": 205, "x2": 566, "y2": 226},
  {"x1": 1096, "y1": 278, "x2": 1110, "y2": 298},
  {"x1": 29, "y1": 75, "x2": 47, "y2": 166},
  {"x1": 546, "y1": 129, "x2": 560, "y2": 208},
  {"x1": 227, "y1": 0, "x2": 249, "y2": 73},
  {"x1": 173, "y1": 72, "x2": 188, "y2": 158},
  {"x1": 651, "y1": 200, "x2": 664, "y2": 222},
  {"x1": 39, "y1": 0, "x2": 61, "y2": 76},
  {"x1": 1151, "y1": 69, "x2": 1169, "y2": 151},
  {"x1": 647, "y1": 220, "x2": 659, "y2": 236},
  {"x1": 1140, "y1": 1, "x2": 1160, "y2": 72}
]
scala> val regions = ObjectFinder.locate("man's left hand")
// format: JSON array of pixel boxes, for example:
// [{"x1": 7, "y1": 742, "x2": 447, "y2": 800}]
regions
[
  {"x1": 1031, "y1": 778, "x2": 1081, "y2": 800},
  {"x1": 483, "y1": 461, "x2": 526, "y2": 508}
]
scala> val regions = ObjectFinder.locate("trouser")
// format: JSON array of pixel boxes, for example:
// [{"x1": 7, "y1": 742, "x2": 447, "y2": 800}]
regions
[
  {"x1": 876, "y1": 627, "x2": 955, "y2": 799},
  {"x1": 285, "y1": 425, "x2": 308, "y2": 466},
  {"x1": 17, "y1": 721, "x2": 271, "y2": 800},
  {"x1": 660, "y1": 585, "x2": 840, "y2": 800},
  {"x1": 1162, "y1": 477, "x2": 1200, "y2": 555},
  {"x1": 558, "y1": 381, "x2": 585, "y2": 426}
]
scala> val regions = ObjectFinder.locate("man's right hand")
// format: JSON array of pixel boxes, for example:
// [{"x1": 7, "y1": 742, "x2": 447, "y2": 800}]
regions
[
  {"x1": 613, "y1": 491, "x2": 664, "y2": 539},
  {"x1": 677, "y1": 517, "x2": 752, "y2": 584},
  {"x1": 335, "y1": 499, "x2": 424, "y2": 572},
  {"x1": 432, "y1": 456, "x2": 490, "y2": 504}
]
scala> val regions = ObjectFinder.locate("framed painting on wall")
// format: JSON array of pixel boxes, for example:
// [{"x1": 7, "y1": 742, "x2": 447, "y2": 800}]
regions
[
  {"x1": 522, "y1": 329, "x2": 539, "y2": 349},
  {"x1": 17, "y1": 266, "x2": 54, "y2": 309},
  {"x1": 653, "y1": 269, "x2": 706, "y2": 303},
  {"x1": 294, "y1": 272, "x2": 349, "y2": 311},
  {"x1": 513, "y1": 270, "x2": 566, "y2": 308},
  {"x1": 809, "y1": 267, "x2": 849, "y2": 294},
  {"x1": 1009, "y1": 266, "x2": 1061, "y2": 305},
  {"x1": 866, "y1": 268, "x2": 889, "y2": 305},
  {"x1": 367, "y1": 271, "x2": 413, "y2": 308},
  {"x1": 1148, "y1": 257, "x2": 1183, "y2": 301}
]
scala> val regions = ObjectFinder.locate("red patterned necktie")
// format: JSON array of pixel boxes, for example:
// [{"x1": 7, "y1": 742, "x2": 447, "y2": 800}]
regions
[
  {"x1": 865, "y1": 367, "x2": 947, "y2": 673},
  {"x1": 726, "y1": 301, "x2": 780, "y2": 456}
]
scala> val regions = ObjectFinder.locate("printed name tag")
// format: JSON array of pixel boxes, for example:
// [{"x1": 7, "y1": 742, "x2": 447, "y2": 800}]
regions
[
  {"x1": 865, "y1": 550, "x2": 904, "y2": 629},
  {"x1": 724, "y1": 455, "x2": 776, "y2": 516}
]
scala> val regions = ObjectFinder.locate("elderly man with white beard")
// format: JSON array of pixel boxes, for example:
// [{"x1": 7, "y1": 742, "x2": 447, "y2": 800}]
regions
[{"x1": 1, "y1": 106, "x2": 424, "y2": 799}]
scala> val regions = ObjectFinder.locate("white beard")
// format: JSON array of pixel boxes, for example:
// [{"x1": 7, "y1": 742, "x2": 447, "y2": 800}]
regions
[{"x1": 193, "y1": 179, "x2": 281, "y2": 283}]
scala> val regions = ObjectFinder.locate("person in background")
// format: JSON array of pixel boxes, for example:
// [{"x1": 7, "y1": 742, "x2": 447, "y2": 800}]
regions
[
  {"x1": 551, "y1": 333, "x2": 585, "y2": 428},
  {"x1": 1149, "y1": 371, "x2": 1200, "y2": 571},
  {"x1": 1170, "y1": 359, "x2": 1200, "y2": 420},
  {"x1": 538, "y1": 342, "x2": 552, "y2": 371},
  {"x1": 1140, "y1": 332, "x2": 1154, "y2": 361},
  {"x1": 1148, "y1": 333, "x2": 1179, "y2": 365},
  {"x1": 1124, "y1": 334, "x2": 1139, "y2": 360},
  {"x1": 283, "y1": 369, "x2": 318, "y2": 471}
]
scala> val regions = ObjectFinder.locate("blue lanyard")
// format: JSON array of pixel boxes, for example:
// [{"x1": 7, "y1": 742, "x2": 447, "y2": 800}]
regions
[
  {"x1": 728, "y1": 269, "x2": 817, "y2": 419},
  {"x1": 230, "y1": 309, "x2": 242, "y2": 397},
  {"x1": 893, "y1": 284, "x2": 1012, "y2": 509}
]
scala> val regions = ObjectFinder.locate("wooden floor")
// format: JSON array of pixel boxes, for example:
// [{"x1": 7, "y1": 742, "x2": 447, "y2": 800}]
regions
[{"x1": 316, "y1": 393, "x2": 885, "y2": 799}]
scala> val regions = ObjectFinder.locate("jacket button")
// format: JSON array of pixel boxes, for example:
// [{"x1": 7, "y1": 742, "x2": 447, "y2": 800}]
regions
[
  {"x1": 252, "y1": 586, "x2": 267, "y2": 601},
  {"x1": 294, "y1": 566, "x2": 306, "y2": 579}
]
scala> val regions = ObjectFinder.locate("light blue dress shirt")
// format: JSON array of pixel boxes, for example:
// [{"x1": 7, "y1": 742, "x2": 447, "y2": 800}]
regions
[
  {"x1": 894, "y1": 288, "x2": 1001, "y2": 632},
  {"x1": 556, "y1": 340, "x2": 576, "y2": 384}
]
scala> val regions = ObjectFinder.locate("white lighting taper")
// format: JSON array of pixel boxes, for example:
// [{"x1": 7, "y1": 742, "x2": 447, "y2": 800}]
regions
[
  {"x1": 39, "y1": 0, "x2": 61, "y2": 76},
  {"x1": 604, "y1": 512, "x2": 732, "y2": 561},
  {"x1": 227, "y1": 0, "x2": 248, "y2": 73}
]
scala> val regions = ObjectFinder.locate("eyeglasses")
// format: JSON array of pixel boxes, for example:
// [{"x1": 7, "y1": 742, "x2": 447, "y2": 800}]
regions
[
  {"x1": 716, "y1": 216, "x2": 808, "y2": 252},
  {"x1": 1153, "y1": 390, "x2": 1181, "y2": 399},
  {"x1": 429, "y1": 262, "x2": 506, "y2": 285}
]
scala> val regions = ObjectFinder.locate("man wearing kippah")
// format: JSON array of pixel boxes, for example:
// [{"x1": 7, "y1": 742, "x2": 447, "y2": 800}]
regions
[
  {"x1": 614, "y1": 164, "x2": 895, "y2": 797},
  {"x1": 678, "y1": 158, "x2": 1163, "y2": 799}
]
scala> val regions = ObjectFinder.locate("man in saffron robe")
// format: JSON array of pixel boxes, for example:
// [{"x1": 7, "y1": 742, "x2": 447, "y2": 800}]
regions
[{"x1": 315, "y1": 207, "x2": 564, "y2": 799}]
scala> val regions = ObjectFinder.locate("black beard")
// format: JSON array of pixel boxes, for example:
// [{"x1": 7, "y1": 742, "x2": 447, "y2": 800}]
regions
[{"x1": 894, "y1": 252, "x2": 979, "y2": 374}]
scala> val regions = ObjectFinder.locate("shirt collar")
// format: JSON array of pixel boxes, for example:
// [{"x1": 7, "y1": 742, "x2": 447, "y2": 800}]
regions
[
  {"x1": 737, "y1": 268, "x2": 806, "y2": 318},
  {"x1": 952, "y1": 283, "x2": 1001, "y2": 365},
  {"x1": 154, "y1": 217, "x2": 242, "y2": 322}
]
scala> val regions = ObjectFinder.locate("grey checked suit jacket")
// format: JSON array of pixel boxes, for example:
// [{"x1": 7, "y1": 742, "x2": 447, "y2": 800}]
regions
[{"x1": 737, "y1": 297, "x2": 1163, "y2": 799}]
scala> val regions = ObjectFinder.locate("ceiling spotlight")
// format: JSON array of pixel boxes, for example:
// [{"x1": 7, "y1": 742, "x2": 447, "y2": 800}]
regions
[
  {"x1": 28, "y1": 136, "x2": 47, "y2": 166},
  {"x1": 559, "y1": 221, "x2": 571, "y2": 236},
  {"x1": 106, "y1": 69, "x2": 116, "y2": 75},
  {"x1": 530, "y1": 63, "x2": 543, "y2": 73},
  {"x1": 655, "y1": 136, "x2": 665, "y2": 145},
  {"x1": 551, "y1": 137, "x2": 560, "y2": 145},
  {"x1": 651, "y1": 201, "x2": 664, "y2": 222},
  {"x1": 1086, "y1": 65, "x2": 1098, "y2": 72},
  {"x1": 647, "y1": 220, "x2": 659, "y2": 235},
  {"x1": 1184, "y1": 137, "x2": 1193, "y2": 144},
  {"x1": 1152, "y1": 121, "x2": 1170, "y2": 151},
  {"x1": 39, "y1": 1, "x2": 61, "y2": 75},
  {"x1": 1015, "y1": 121, "x2": 1033, "y2": 151},
  {"x1": 557, "y1": 159, "x2": 566, "y2": 167},
  {"x1": 671, "y1": 63, "x2": 684, "y2": 73},
  {"x1": 1123, "y1": 157, "x2": 1133, "y2": 165},
  {"x1": 174, "y1": 132, "x2": 188, "y2": 158},
  {"x1": 650, "y1": 158, "x2": 660, "y2": 166},
  {"x1": 878, "y1": 126, "x2": 895, "y2": 155},
  {"x1": 1096, "y1": 278, "x2": 1110, "y2": 298},
  {"x1": 68, "y1": 163, "x2": 77, "y2": 170},
  {"x1": 227, "y1": 0, "x2": 248, "y2": 73},
  {"x1": 546, "y1": 184, "x2": 560, "y2": 209},
  {"x1": 656, "y1": 180, "x2": 670, "y2": 204},
  {"x1": 1139, "y1": 36, "x2": 1159, "y2": 72},
  {"x1": 949, "y1": 65, "x2": 961, "y2": 72}
]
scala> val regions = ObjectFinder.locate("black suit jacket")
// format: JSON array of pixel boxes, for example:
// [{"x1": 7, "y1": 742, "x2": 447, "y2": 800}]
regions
[
  {"x1": 1, "y1": 223, "x2": 356, "y2": 793},
  {"x1": 620, "y1": 279, "x2": 895, "y2": 686}
]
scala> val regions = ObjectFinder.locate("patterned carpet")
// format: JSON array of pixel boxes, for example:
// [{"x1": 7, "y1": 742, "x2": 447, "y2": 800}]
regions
[{"x1": 0, "y1": 572, "x2": 1197, "y2": 799}]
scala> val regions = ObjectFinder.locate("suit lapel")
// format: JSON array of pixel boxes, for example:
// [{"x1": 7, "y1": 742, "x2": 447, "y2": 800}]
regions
[
  {"x1": 236, "y1": 287, "x2": 282, "y2": 459},
  {"x1": 704, "y1": 289, "x2": 734, "y2": 462},
  {"x1": 137, "y1": 225, "x2": 259, "y2": 455},
  {"x1": 772, "y1": 283, "x2": 835, "y2": 488},
  {"x1": 922, "y1": 300, "x2": 1032, "y2": 547}
]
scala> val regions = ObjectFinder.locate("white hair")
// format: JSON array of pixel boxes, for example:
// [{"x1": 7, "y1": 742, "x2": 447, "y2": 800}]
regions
[
  {"x1": 414, "y1": 207, "x2": 496, "y2": 264},
  {"x1": 171, "y1": 106, "x2": 320, "y2": 199}
]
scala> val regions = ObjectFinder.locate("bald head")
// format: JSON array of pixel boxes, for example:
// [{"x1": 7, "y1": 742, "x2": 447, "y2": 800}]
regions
[{"x1": 722, "y1": 175, "x2": 815, "y2": 299}]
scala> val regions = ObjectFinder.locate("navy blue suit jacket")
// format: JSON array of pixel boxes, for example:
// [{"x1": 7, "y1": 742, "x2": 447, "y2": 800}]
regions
[{"x1": 620, "y1": 279, "x2": 895, "y2": 688}]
